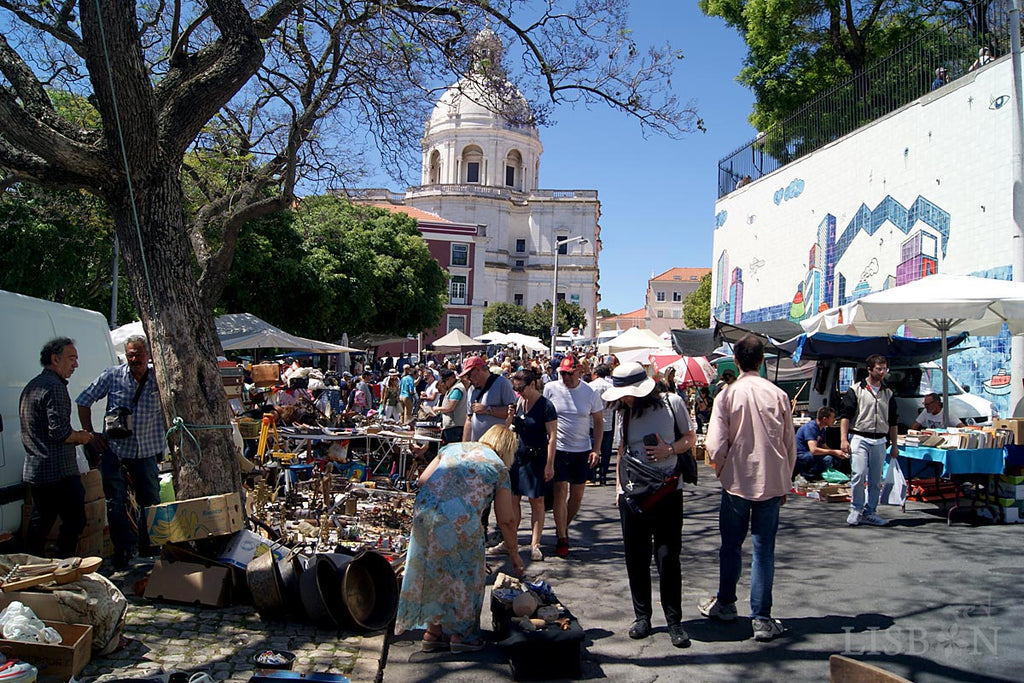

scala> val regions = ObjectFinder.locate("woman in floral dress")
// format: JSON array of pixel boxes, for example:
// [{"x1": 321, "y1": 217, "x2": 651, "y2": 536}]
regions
[{"x1": 396, "y1": 425, "x2": 523, "y2": 652}]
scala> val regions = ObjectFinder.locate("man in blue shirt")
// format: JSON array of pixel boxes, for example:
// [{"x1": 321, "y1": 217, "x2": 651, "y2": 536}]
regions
[
  {"x1": 77, "y1": 336, "x2": 166, "y2": 568},
  {"x1": 794, "y1": 407, "x2": 847, "y2": 480}
]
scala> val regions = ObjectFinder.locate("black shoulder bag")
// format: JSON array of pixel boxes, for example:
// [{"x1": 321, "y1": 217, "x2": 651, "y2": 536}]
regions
[{"x1": 619, "y1": 397, "x2": 697, "y2": 514}]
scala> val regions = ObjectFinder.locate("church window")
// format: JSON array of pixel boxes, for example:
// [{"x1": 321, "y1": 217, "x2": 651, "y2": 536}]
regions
[
  {"x1": 505, "y1": 165, "x2": 515, "y2": 187},
  {"x1": 514, "y1": 293, "x2": 524, "y2": 306},
  {"x1": 462, "y1": 145, "x2": 484, "y2": 184},
  {"x1": 515, "y1": 239, "x2": 526, "y2": 253},
  {"x1": 467, "y1": 162, "x2": 480, "y2": 183}
]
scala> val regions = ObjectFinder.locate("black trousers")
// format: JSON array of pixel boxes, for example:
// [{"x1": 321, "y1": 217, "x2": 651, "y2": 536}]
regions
[
  {"x1": 618, "y1": 489, "x2": 683, "y2": 625},
  {"x1": 26, "y1": 475, "x2": 86, "y2": 558}
]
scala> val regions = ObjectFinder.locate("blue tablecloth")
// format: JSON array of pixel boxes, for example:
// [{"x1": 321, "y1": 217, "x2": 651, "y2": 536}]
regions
[{"x1": 899, "y1": 446, "x2": 1005, "y2": 477}]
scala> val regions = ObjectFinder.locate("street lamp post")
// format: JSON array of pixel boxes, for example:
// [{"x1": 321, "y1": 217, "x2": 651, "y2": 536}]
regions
[{"x1": 550, "y1": 235, "x2": 588, "y2": 355}]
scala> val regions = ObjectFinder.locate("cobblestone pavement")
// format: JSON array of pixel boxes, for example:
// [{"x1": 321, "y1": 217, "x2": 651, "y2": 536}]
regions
[{"x1": 78, "y1": 560, "x2": 384, "y2": 683}]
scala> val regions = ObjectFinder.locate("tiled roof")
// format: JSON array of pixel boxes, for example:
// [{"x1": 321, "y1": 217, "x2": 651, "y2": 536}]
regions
[
  {"x1": 601, "y1": 306, "x2": 648, "y2": 324},
  {"x1": 356, "y1": 202, "x2": 451, "y2": 224},
  {"x1": 650, "y1": 267, "x2": 711, "y2": 283}
]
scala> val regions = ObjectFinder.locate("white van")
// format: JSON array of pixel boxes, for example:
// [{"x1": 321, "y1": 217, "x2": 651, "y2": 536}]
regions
[
  {"x1": 0, "y1": 290, "x2": 118, "y2": 536},
  {"x1": 809, "y1": 359, "x2": 994, "y2": 430}
]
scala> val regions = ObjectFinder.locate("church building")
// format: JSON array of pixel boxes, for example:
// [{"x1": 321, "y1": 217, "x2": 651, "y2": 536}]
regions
[{"x1": 351, "y1": 29, "x2": 601, "y2": 344}]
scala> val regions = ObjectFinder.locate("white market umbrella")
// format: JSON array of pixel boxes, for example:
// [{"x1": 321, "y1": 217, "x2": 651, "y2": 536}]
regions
[
  {"x1": 216, "y1": 313, "x2": 360, "y2": 353},
  {"x1": 801, "y1": 274, "x2": 1024, "y2": 425},
  {"x1": 504, "y1": 332, "x2": 547, "y2": 352},
  {"x1": 110, "y1": 320, "x2": 146, "y2": 355}
]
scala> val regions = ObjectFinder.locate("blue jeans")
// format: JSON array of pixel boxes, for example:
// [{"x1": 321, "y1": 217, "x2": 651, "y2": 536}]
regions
[
  {"x1": 716, "y1": 490, "x2": 782, "y2": 621},
  {"x1": 100, "y1": 450, "x2": 161, "y2": 554},
  {"x1": 849, "y1": 435, "x2": 886, "y2": 515}
]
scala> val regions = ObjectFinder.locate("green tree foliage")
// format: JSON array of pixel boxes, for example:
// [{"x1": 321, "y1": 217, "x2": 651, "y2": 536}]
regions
[
  {"x1": 222, "y1": 197, "x2": 447, "y2": 340},
  {"x1": 683, "y1": 272, "x2": 712, "y2": 330},
  {"x1": 699, "y1": 0, "x2": 973, "y2": 136},
  {"x1": 597, "y1": 308, "x2": 616, "y2": 318},
  {"x1": 0, "y1": 185, "x2": 136, "y2": 322},
  {"x1": 483, "y1": 302, "x2": 533, "y2": 335},
  {"x1": 530, "y1": 300, "x2": 589, "y2": 343}
]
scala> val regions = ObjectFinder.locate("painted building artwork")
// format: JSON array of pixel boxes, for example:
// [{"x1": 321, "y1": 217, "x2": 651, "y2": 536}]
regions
[{"x1": 710, "y1": 56, "x2": 1019, "y2": 416}]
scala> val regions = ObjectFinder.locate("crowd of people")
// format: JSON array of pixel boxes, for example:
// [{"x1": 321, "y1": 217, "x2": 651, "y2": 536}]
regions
[{"x1": 21, "y1": 332, "x2": 914, "y2": 655}]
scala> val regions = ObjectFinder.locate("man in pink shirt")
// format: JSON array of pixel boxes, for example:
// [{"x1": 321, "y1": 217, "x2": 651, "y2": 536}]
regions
[{"x1": 698, "y1": 334, "x2": 796, "y2": 642}]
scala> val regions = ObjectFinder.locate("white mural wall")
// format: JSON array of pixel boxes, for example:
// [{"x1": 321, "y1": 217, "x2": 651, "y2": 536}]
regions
[{"x1": 711, "y1": 55, "x2": 1019, "y2": 414}]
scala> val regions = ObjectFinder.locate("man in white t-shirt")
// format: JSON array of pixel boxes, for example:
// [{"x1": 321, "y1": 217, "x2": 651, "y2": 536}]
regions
[
  {"x1": 543, "y1": 355, "x2": 604, "y2": 557},
  {"x1": 910, "y1": 393, "x2": 964, "y2": 430}
]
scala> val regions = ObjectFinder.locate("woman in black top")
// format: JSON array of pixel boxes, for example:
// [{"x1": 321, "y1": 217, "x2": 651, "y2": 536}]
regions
[{"x1": 507, "y1": 369, "x2": 557, "y2": 562}]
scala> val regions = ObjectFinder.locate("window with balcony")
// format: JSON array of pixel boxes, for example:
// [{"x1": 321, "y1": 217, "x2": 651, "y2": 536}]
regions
[
  {"x1": 673, "y1": 292, "x2": 683, "y2": 302},
  {"x1": 557, "y1": 235, "x2": 568, "y2": 255},
  {"x1": 449, "y1": 275, "x2": 467, "y2": 304},
  {"x1": 450, "y1": 243, "x2": 469, "y2": 266}
]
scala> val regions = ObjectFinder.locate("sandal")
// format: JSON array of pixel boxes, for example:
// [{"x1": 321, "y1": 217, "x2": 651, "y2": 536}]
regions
[
  {"x1": 421, "y1": 633, "x2": 450, "y2": 652},
  {"x1": 450, "y1": 639, "x2": 486, "y2": 653}
]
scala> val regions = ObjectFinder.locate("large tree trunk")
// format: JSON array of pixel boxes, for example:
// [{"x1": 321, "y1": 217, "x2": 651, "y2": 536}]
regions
[{"x1": 108, "y1": 171, "x2": 241, "y2": 499}]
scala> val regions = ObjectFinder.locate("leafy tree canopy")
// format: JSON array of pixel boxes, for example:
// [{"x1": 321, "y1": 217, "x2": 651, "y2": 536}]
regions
[
  {"x1": 221, "y1": 197, "x2": 447, "y2": 340},
  {"x1": 597, "y1": 307, "x2": 616, "y2": 318},
  {"x1": 682, "y1": 272, "x2": 712, "y2": 330},
  {"x1": 483, "y1": 302, "x2": 533, "y2": 336},
  {"x1": 700, "y1": 0, "x2": 975, "y2": 132}
]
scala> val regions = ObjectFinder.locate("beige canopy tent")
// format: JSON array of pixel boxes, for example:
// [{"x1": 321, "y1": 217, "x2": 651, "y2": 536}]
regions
[{"x1": 431, "y1": 328, "x2": 487, "y2": 353}]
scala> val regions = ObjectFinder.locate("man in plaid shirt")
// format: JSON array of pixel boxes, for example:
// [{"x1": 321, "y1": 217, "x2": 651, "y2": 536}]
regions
[
  {"x1": 21, "y1": 338, "x2": 96, "y2": 557},
  {"x1": 76, "y1": 335, "x2": 166, "y2": 568}
]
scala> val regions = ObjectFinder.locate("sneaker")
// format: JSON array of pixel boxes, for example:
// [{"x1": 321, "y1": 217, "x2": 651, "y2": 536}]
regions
[
  {"x1": 668, "y1": 623, "x2": 691, "y2": 648},
  {"x1": 697, "y1": 595, "x2": 737, "y2": 622},
  {"x1": 846, "y1": 510, "x2": 861, "y2": 526},
  {"x1": 628, "y1": 617, "x2": 652, "y2": 640},
  {"x1": 752, "y1": 618, "x2": 785, "y2": 641},
  {"x1": 860, "y1": 512, "x2": 889, "y2": 526},
  {"x1": 530, "y1": 545, "x2": 544, "y2": 562},
  {"x1": 555, "y1": 538, "x2": 569, "y2": 558},
  {"x1": 485, "y1": 540, "x2": 508, "y2": 555}
]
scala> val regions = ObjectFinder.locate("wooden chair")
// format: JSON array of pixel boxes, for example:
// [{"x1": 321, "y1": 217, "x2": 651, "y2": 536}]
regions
[{"x1": 829, "y1": 655, "x2": 911, "y2": 683}]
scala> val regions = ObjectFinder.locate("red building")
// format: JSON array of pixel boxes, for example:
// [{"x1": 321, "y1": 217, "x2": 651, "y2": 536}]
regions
[{"x1": 355, "y1": 201, "x2": 486, "y2": 356}]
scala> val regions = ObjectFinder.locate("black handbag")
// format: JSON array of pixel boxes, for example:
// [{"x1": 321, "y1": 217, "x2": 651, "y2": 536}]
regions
[{"x1": 104, "y1": 368, "x2": 149, "y2": 439}]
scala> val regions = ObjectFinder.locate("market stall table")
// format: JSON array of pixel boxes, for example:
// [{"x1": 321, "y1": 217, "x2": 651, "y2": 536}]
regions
[{"x1": 898, "y1": 445, "x2": 1006, "y2": 524}]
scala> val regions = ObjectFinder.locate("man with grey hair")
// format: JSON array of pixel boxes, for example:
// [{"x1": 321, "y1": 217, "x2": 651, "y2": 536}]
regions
[
  {"x1": 77, "y1": 335, "x2": 166, "y2": 568},
  {"x1": 21, "y1": 337, "x2": 95, "y2": 558}
]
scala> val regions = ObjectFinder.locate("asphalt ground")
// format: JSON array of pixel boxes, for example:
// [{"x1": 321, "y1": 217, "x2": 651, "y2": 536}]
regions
[{"x1": 79, "y1": 461, "x2": 1022, "y2": 682}]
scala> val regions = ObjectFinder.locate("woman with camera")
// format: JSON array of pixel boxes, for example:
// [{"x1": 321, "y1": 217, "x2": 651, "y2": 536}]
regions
[{"x1": 603, "y1": 361, "x2": 696, "y2": 648}]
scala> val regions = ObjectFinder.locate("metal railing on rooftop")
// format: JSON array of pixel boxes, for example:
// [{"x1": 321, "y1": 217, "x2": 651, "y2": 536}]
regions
[{"x1": 717, "y1": 0, "x2": 1015, "y2": 198}]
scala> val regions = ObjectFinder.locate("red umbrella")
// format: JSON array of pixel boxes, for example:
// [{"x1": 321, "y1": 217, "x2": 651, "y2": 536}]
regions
[{"x1": 651, "y1": 354, "x2": 715, "y2": 388}]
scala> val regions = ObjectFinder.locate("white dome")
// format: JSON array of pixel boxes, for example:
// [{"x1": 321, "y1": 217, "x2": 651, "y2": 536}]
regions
[{"x1": 426, "y1": 75, "x2": 536, "y2": 136}]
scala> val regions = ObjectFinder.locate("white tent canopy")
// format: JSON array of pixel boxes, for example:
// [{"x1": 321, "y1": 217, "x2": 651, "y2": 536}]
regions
[
  {"x1": 431, "y1": 328, "x2": 487, "y2": 353},
  {"x1": 598, "y1": 327, "x2": 671, "y2": 354},
  {"x1": 475, "y1": 331, "x2": 511, "y2": 344},
  {"x1": 801, "y1": 274, "x2": 1024, "y2": 424}
]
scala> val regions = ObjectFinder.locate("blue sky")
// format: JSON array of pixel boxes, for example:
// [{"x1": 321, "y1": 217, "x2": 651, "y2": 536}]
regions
[{"x1": 537, "y1": 2, "x2": 756, "y2": 315}]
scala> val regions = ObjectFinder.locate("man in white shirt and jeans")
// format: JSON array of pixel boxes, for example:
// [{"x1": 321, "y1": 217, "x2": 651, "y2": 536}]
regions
[{"x1": 543, "y1": 355, "x2": 604, "y2": 557}]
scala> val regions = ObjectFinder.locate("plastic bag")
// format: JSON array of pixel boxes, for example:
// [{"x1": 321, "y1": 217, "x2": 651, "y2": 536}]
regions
[
  {"x1": 822, "y1": 468, "x2": 850, "y2": 484},
  {"x1": 881, "y1": 458, "x2": 908, "y2": 506},
  {"x1": 0, "y1": 601, "x2": 62, "y2": 643}
]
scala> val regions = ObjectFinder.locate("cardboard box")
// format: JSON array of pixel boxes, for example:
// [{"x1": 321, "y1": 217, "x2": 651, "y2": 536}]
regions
[
  {"x1": 216, "y1": 529, "x2": 287, "y2": 570},
  {"x1": 145, "y1": 493, "x2": 243, "y2": 546},
  {"x1": 76, "y1": 528, "x2": 110, "y2": 558},
  {"x1": 994, "y1": 419, "x2": 1024, "y2": 445},
  {"x1": 1002, "y1": 506, "x2": 1024, "y2": 523},
  {"x1": 81, "y1": 469, "x2": 104, "y2": 503},
  {"x1": 251, "y1": 363, "x2": 280, "y2": 388},
  {"x1": 0, "y1": 621, "x2": 92, "y2": 681},
  {"x1": 144, "y1": 559, "x2": 232, "y2": 607},
  {"x1": 998, "y1": 474, "x2": 1024, "y2": 485}
]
